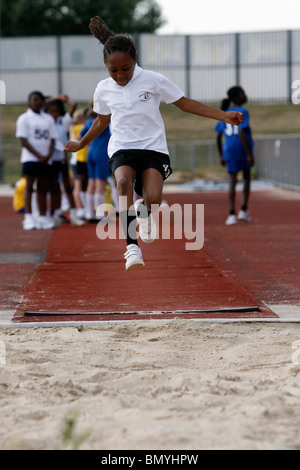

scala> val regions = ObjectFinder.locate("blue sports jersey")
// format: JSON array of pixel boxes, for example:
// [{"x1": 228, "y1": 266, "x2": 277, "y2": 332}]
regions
[
  {"x1": 80, "y1": 117, "x2": 111, "y2": 179},
  {"x1": 214, "y1": 105, "x2": 253, "y2": 172},
  {"x1": 80, "y1": 117, "x2": 111, "y2": 153}
]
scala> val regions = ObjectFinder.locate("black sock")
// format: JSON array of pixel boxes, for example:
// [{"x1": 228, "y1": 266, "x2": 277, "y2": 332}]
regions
[
  {"x1": 241, "y1": 204, "x2": 247, "y2": 211},
  {"x1": 119, "y1": 210, "x2": 138, "y2": 246},
  {"x1": 230, "y1": 209, "x2": 235, "y2": 215},
  {"x1": 137, "y1": 200, "x2": 151, "y2": 219}
]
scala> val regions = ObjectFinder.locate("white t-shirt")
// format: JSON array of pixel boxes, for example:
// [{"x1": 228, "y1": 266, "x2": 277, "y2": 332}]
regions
[
  {"x1": 16, "y1": 108, "x2": 57, "y2": 163},
  {"x1": 93, "y1": 65, "x2": 184, "y2": 157},
  {"x1": 51, "y1": 113, "x2": 73, "y2": 162}
]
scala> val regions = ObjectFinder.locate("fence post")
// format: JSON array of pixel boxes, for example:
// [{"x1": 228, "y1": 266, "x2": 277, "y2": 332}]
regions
[
  {"x1": 56, "y1": 36, "x2": 63, "y2": 95},
  {"x1": 287, "y1": 30, "x2": 292, "y2": 102},
  {"x1": 134, "y1": 34, "x2": 141, "y2": 67},
  {"x1": 235, "y1": 33, "x2": 240, "y2": 85},
  {"x1": 185, "y1": 35, "x2": 191, "y2": 98}
]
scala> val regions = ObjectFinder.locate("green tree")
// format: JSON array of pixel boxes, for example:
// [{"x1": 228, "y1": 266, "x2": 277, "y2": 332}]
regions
[{"x1": 0, "y1": 0, "x2": 164, "y2": 36}]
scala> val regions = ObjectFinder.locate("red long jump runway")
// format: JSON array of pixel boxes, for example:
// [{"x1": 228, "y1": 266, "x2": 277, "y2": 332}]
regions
[
  {"x1": 5, "y1": 186, "x2": 299, "y2": 324},
  {"x1": 0, "y1": 196, "x2": 52, "y2": 312}
]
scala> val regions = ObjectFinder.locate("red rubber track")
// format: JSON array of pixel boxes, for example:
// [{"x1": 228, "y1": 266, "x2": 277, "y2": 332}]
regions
[{"x1": 1, "y1": 188, "x2": 299, "y2": 323}]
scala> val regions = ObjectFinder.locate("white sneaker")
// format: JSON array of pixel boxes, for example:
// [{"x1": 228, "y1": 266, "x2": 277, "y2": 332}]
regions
[
  {"x1": 85, "y1": 211, "x2": 95, "y2": 221},
  {"x1": 124, "y1": 244, "x2": 145, "y2": 271},
  {"x1": 225, "y1": 214, "x2": 237, "y2": 225},
  {"x1": 134, "y1": 199, "x2": 157, "y2": 244},
  {"x1": 70, "y1": 214, "x2": 85, "y2": 226},
  {"x1": 22, "y1": 214, "x2": 35, "y2": 230},
  {"x1": 69, "y1": 209, "x2": 85, "y2": 226},
  {"x1": 238, "y1": 210, "x2": 251, "y2": 222},
  {"x1": 76, "y1": 208, "x2": 85, "y2": 219},
  {"x1": 36, "y1": 215, "x2": 55, "y2": 230}
]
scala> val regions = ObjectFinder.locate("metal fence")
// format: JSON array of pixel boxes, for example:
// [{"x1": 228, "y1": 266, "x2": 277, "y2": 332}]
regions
[
  {"x1": 1, "y1": 29, "x2": 300, "y2": 104},
  {"x1": 168, "y1": 140, "x2": 218, "y2": 170},
  {"x1": 168, "y1": 134, "x2": 300, "y2": 190},
  {"x1": 254, "y1": 134, "x2": 300, "y2": 189},
  {"x1": 3, "y1": 134, "x2": 300, "y2": 190}
]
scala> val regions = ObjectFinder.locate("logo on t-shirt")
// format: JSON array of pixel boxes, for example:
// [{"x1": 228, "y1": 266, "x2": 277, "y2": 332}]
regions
[{"x1": 139, "y1": 92, "x2": 151, "y2": 102}]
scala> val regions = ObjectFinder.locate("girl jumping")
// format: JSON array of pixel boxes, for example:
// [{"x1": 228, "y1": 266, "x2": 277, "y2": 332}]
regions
[{"x1": 64, "y1": 16, "x2": 244, "y2": 270}]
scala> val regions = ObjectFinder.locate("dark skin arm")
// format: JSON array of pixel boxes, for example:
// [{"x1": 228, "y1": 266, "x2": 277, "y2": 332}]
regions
[
  {"x1": 64, "y1": 114, "x2": 111, "y2": 153},
  {"x1": 173, "y1": 97, "x2": 244, "y2": 126},
  {"x1": 64, "y1": 98, "x2": 243, "y2": 152},
  {"x1": 239, "y1": 128, "x2": 254, "y2": 166},
  {"x1": 173, "y1": 96, "x2": 245, "y2": 168},
  {"x1": 19, "y1": 138, "x2": 55, "y2": 163},
  {"x1": 60, "y1": 94, "x2": 77, "y2": 117}
]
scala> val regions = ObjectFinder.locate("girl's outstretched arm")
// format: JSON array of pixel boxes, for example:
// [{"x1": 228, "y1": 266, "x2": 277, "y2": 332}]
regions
[
  {"x1": 64, "y1": 114, "x2": 111, "y2": 153},
  {"x1": 173, "y1": 97, "x2": 244, "y2": 126}
]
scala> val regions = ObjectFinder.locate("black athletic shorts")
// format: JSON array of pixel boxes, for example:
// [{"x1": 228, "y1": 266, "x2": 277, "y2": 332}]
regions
[
  {"x1": 50, "y1": 161, "x2": 62, "y2": 179},
  {"x1": 22, "y1": 161, "x2": 51, "y2": 178},
  {"x1": 76, "y1": 161, "x2": 88, "y2": 177},
  {"x1": 108, "y1": 149, "x2": 172, "y2": 196}
]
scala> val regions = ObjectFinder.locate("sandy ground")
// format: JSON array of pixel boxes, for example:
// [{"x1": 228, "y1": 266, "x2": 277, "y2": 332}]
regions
[{"x1": 1, "y1": 319, "x2": 300, "y2": 450}]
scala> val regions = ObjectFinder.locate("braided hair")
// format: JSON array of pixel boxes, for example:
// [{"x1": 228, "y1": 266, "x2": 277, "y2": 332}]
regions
[{"x1": 89, "y1": 16, "x2": 137, "y2": 63}]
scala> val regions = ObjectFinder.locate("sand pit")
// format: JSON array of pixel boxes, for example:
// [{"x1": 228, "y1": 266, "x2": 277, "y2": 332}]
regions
[{"x1": 0, "y1": 319, "x2": 300, "y2": 450}]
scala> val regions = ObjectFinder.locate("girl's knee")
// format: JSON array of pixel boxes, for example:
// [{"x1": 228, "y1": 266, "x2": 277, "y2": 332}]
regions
[{"x1": 116, "y1": 176, "x2": 133, "y2": 195}]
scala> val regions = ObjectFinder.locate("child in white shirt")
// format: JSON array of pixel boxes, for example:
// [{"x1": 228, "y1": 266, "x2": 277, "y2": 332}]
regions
[
  {"x1": 44, "y1": 96, "x2": 85, "y2": 226},
  {"x1": 16, "y1": 91, "x2": 57, "y2": 230},
  {"x1": 64, "y1": 17, "x2": 244, "y2": 270}
]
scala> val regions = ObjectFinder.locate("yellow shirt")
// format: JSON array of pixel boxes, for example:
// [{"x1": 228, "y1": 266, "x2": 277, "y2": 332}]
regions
[{"x1": 70, "y1": 124, "x2": 88, "y2": 163}]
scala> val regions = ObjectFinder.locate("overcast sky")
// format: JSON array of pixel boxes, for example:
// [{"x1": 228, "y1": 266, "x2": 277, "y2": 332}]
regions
[{"x1": 156, "y1": 0, "x2": 300, "y2": 35}]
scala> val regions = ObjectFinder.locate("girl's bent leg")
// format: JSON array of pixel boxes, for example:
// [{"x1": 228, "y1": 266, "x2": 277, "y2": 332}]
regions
[
  {"x1": 134, "y1": 168, "x2": 161, "y2": 243},
  {"x1": 114, "y1": 166, "x2": 138, "y2": 246},
  {"x1": 141, "y1": 168, "x2": 163, "y2": 211},
  {"x1": 114, "y1": 165, "x2": 136, "y2": 210}
]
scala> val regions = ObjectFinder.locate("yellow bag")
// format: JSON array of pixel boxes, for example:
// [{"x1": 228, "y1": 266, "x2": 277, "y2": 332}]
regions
[{"x1": 13, "y1": 177, "x2": 26, "y2": 213}]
